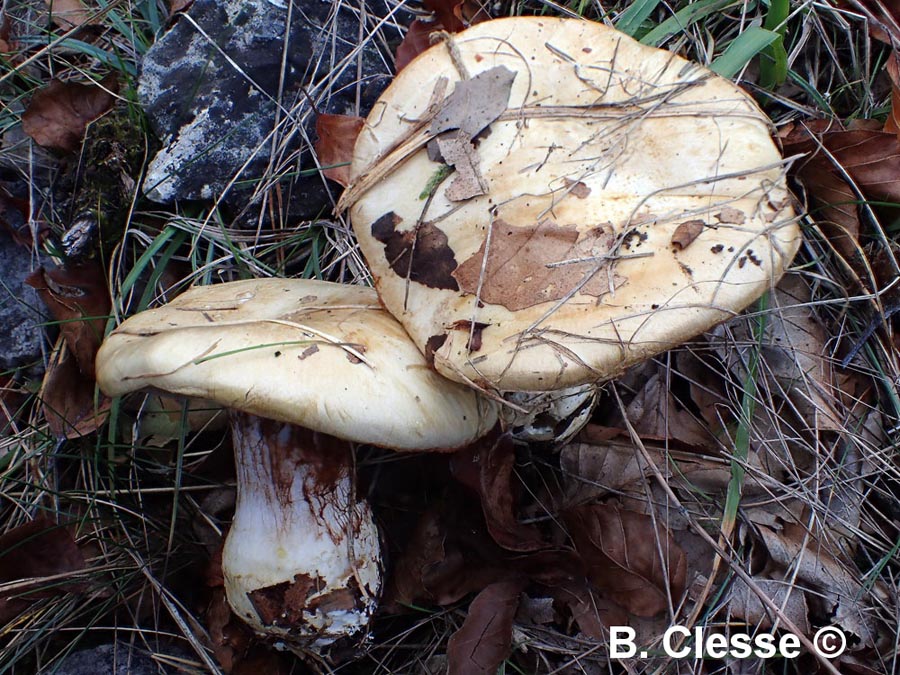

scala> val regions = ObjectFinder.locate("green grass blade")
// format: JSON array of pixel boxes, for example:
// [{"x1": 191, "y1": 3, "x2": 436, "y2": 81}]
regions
[
  {"x1": 710, "y1": 26, "x2": 779, "y2": 78},
  {"x1": 615, "y1": 0, "x2": 663, "y2": 37},
  {"x1": 641, "y1": 0, "x2": 738, "y2": 46},
  {"x1": 759, "y1": 0, "x2": 790, "y2": 88},
  {"x1": 724, "y1": 294, "x2": 768, "y2": 531}
]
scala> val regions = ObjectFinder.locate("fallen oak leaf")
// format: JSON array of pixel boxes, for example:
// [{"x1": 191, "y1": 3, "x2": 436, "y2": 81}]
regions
[
  {"x1": 167, "y1": 0, "x2": 193, "y2": 13},
  {"x1": 424, "y1": 0, "x2": 490, "y2": 33},
  {"x1": 551, "y1": 579, "x2": 627, "y2": 640},
  {"x1": 564, "y1": 503, "x2": 687, "y2": 617},
  {"x1": 39, "y1": 337, "x2": 110, "y2": 438},
  {"x1": 22, "y1": 75, "x2": 118, "y2": 152},
  {"x1": 447, "y1": 579, "x2": 524, "y2": 675},
  {"x1": 0, "y1": 13, "x2": 13, "y2": 53},
  {"x1": 779, "y1": 120, "x2": 900, "y2": 263},
  {"x1": 835, "y1": 0, "x2": 899, "y2": 44},
  {"x1": 453, "y1": 219, "x2": 622, "y2": 311},
  {"x1": 395, "y1": 19, "x2": 439, "y2": 73},
  {"x1": 396, "y1": 0, "x2": 491, "y2": 72},
  {"x1": 0, "y1": 517, "x2": 86, "y2": 623},
  {"x1": 450, "y1": 432, "x2": 546, "y2": 552},
  {"x1": 383, "y1": 499, "x2": 509, "y2": 610},
  {"x1": 314, "y1": 113, "x2": 365, "y2": 187},
  {"x1": 45, "y1": 0, "x2": 93, "y2": 30},
  {"x1": 25, "y1": 260, "x2": 110, "y2": 375}
]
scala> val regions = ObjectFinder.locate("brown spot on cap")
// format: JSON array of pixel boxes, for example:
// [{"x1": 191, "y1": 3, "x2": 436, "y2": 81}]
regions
[
  {"x1": 345, "y1": 344, "x2": 367, "y2": 364},
  {"x1": 425, "y1": 333, "x2": 448, "y2": 365},
  {"x1": 371, "y1": 212, "x2": 460, "y2": 291},
  {"x1": 563, "y1": 177, "x2": 591, "y2": 199},
  {"x1": 715, "y1": 207, "x2": 746, "y2": 224},
  {"x1": 299, "y1": 344, "x2": 319, "y2": 360},
  {"x1": 448, "y1": 320, "x2": 489, "y2": 352}
]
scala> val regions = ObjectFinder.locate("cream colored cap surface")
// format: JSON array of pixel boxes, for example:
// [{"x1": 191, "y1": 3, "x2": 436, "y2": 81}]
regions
[
  {"x1": 345, "y1": 17, "x2": 799, "y2": 392},
  {"x1": 95, "y1": 279, "x2": 498, "y2": 450}
]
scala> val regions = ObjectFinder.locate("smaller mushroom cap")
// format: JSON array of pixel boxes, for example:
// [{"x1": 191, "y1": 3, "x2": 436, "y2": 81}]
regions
[{"x1": 96, "y1": 278, "x2": 498, "y2": 450}]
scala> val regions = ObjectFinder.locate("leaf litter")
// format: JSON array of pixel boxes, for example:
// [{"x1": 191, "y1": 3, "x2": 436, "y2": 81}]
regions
[
  {"x1": 7, "y1": 1, "x2": 900, "y2": 672},
  {"x1": 314, "y1": 113, "x2": 365, "y2": 187},
  {"x1": 22, "y1": 75, "x2": 118, "y2": 153}
]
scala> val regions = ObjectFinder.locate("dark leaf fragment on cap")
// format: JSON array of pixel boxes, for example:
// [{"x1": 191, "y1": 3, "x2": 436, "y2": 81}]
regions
[
  {"x1": 453, "y1": 219, "x2": 620, "y2": 311},
  {"x1": 671, "y1": 220, "x2": 704, "y2": 250},
  {"x1": 372, "y1": 212, "x2": 459, "y2": 290}
]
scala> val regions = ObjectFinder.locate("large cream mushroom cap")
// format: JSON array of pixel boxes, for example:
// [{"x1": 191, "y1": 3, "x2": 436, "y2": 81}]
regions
[
  {"x1": 344, "y1": 17, "x2": 800, "y2": 392},
  {"x1": 96, "y1": 278, "x2": 498, "y2": 450}
]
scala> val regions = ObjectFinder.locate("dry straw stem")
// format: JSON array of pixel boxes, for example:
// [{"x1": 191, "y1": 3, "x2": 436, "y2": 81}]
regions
[{"x1": 347, "y1": 17, "x2": 800, "y2": 393}]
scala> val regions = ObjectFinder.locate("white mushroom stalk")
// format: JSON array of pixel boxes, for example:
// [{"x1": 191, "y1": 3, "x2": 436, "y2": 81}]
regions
[
  {"x1": 94, "y1": 278, "x2": 499, "y2": 652},
  {"x1": 223, "y1": 414, "x2": 381, "y2": 648}
]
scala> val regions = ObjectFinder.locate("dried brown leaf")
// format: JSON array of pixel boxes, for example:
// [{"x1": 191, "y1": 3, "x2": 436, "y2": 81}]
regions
[
  {"x1": 727, "y1": 577, "x2": 810, "y2": 634},
  {"x1": 447, "y1": 579, "x2": 524, "y2": 675},
  {"x1": 385, "y1": 503, "x2": 507, "y2": 608},
  {"x1": 516, "y1": 594, "x2": 555, "y2": 625},
  {"x1": 561, "y1": 440, "x2": 743, "y2": 505},
  {"x1": 40, "y1": 338, "x2": 110, "y2": 438},
  {"x1": 314, "y1": 113, "x2": 365, "y2": 187},
  {"x1": 424, "y1": 0, "x2": 490, "y2": 34},
  {"x1": 715, "y1": 206, "x2": 747, "y2": 224},
  {"x1": 26, "y1": 260, "x2": 110, "y2": 375},
  {"x1": 834, "y1": 0, "x2": 899, "y2": 43},
  {"x1": 781, "y1": 120, "x2": 900, "y2": 261},
  {"x1": 45, "y1": 0, "x2": 92, "y2": 29},
  {"x1": 611, "y1": 366, "x2": 716, "y2": 448},
  {"x1": 671, "y1": 220, "x2": 704, "y2": 250},
  {"x1": 395, "y1": 19, "x2": 438, "y2": 73},
  {"x1": 0, "y1": 14, "x2": 11, "y2": 53},
  {"x1": 0, "y1": 517, "x2": 85, "y2": 623},
  {"x1": 450, "y1": 433, "x2": 546, "y2": 552},
  {"x1": 206, "y1": 587, "x2": 253, "y2": 673},
  {"x1": 720, "y1": 273, "x2": 843, "y2": 432},
  {"x1": 430, "y1": 66, "x2": 515, "y2": 139},
  {"x1": 453, "y1": 219, "x2": 621, "y2": 311},
  {"x1": 436, "y1": 131, "x2": 487, "y2": 201},
  {"x1": 564, "y1": 504, "x2": 687, "y2": 617},
  {"x1": 563, "y1": 177, "x2": 591, "y2": 199},
  {"x1": 756, "y1": 523, "x2": 885, "y2": 647},
  {"x1": 22, "y1": 75, "x2": 117, "y2": 152},
  {"x1": 167, "y1": 0, "x2": 193, "y2": 13},
  {"x1": 551, "y1": 580, "x2": 626, "y2": 640}
]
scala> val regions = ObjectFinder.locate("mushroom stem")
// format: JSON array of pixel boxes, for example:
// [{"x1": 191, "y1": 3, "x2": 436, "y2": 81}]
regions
[{"x1": 222, "y1": 412, "x2": 382, "y2": 650}]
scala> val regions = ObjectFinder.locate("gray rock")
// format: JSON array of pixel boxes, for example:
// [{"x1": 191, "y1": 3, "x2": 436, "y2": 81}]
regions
[
  {"x1": 53, "y1": 642, "x2": 184, "y2": 675},
  {"x1": 0, "y1": 226, "x2": 46, "y2": 372},
  {"x1": 139, "y1": 0, "x2": 398, "y2": 222}
]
